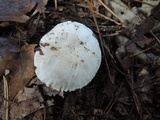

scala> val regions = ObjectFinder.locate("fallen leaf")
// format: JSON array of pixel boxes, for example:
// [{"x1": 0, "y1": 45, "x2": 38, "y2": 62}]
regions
[
  {"x1": 0, "y1": 82, "x2": 55, "y2": 119},
  {"x1": 0, "y1": 52, "x2": 17, "y2": 75},
  {"x1": 9, "y1": 86, "x2": 53, "y2": 119},
  {"x1": 0, "y1": 0, "x2": 47, "y2": 23},
  {"x1": 0, "y1": 37, "x2": 20, "y2": 56},
  {"x1": 35, "y1": 0, "x2": 47, "y2": 13},
  {"x1": 32, "y1": 109, "x2": 44, "y2": 120},
  {"x1": 0, "y1": 44, "x2": 35, "y2": 100},
  {"x1": 16, "y1": 87, "x2": 41, "y2": 102},
  {"x1": 0, "y1": 44, "x2": 36, "y2": 100},
  {"x1": 0, "y1": 0, "x2": 36, "y2": 23},
  {"x1": 32, "y1": 0, "x2": 48, "y2": 16},
  {"x1": 10, "y1": 97, "x2": 44, "y2": 119},
  {"x1": 131, "y1": 17, "x2": 156, "y2": 44},
  {"x1": 8, "y1": 44, "x2": 36, "y2": 101},
  {"x1": 134, "y1": 37, "x2": 154, "y2": 48}
]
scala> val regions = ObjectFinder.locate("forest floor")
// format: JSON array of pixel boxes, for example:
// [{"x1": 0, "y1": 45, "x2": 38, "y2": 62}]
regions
[{"x1": 0, "y1": 0, "x2": 160, "y2": 120}]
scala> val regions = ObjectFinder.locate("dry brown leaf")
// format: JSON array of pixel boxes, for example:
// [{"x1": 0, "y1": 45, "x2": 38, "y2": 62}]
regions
[
  {"x1": 31, "y1": 0, "x2": 48, "y2": 17},
  {"x1": 0, "y1": 0, "x2": 36, "y2": 23},
  {"x1": 10, "y1": 97, "x2": 44, "y2": 119},
  {"x1": 9, "y1": 86, "x2": 48, "y2": 119},
  {"x1": 0, "y1": 0, "x2": 47, "y2": 23},
  {"x1": 0, "y1": 52, "x2": 17, "y2": 75},
  {"x1": 9, "y1": 44, "x2": 36, "y2": 101},
  {"x1": 32, "y1": 109, "x2": 44, "y2": 120},
  {"x1": 9, "y1": 86, "x2": 54, "y2": 119},
  {"x1": 0, "y1": 37, "x2": 20, "y2": 56},
  {"x1": 16, "y1": 87, "x2": 41, "y2": 102},
  {"x1": 36, "y1": 0, "x2": 46, "y2": 13},
  {"x1": 131, "y1": 16, "x2": 156, "y2": 47}
]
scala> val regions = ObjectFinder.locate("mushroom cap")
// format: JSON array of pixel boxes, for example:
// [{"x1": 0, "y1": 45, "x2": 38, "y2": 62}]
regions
[{"x1": 34, "y1": 21, "x2": 102, "y2": 91}]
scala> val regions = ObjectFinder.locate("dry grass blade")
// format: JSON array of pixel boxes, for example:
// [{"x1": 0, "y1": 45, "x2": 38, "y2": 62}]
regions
[
  {"x1": 150, "y1": 30, "x2": 160, "y2": 45},
  {"x1": 97, "y1": 0, "x2": 125, "y2": 25},
  {"x1": 3, "y1": 69, "x2": 9, "y2": 120},
  {"x1": 93, "y1": 11, "x2": 121, "y2": 25},
  {"x1": 126, "y1": 78, "x2": 142, "y2": 118},
  {"x1": 54, "y1": 0, "x2": 57, "y2": 9},
  {"x1": 104, "y1": 84, "x2": 122, "y2": 118},
  {"x1": 129, "y1": 45, "x2": 156, "y2": 58}
]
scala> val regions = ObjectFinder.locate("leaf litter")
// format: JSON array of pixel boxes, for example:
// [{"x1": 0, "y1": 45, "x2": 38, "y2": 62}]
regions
[
  {"x1": 0, "y1": 37, "x2": 20, "y2": 56},
  {"x1": 0, "y1": 0, "x2": 46, "y2": 23},
  {"x1": 0, "y1": 0, "x2": 160, "y2": 119}
]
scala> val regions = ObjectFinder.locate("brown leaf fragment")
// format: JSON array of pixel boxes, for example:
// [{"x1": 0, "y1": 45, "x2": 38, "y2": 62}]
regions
[
  {"x1": 35, "y1": 0, "x2": 46, "y2": 13},
  {"x1": 134, "y1": 37, "x2": 154, "y2": 48},
  {"x1": 9, "y1": 86, "x2": 54, "y2": 119},
  {"x1": 16, "y1": 87, "x2": 42, "y2": 102},
  {"x1": 0, "y1": 37, "x2": 20, "y2": 56},
  {"x1": 0, "y1": 52, "x2": 17, "y2": 75},
  {"x1": 10, "y1": 97, "x2": 44, "y2": 119},
  {"x1": 31, "y1": 0, "x2": 48, "y2": 17},
  {"x1": 131, "y1": 17, "x2": 156, "y2": 45},
  {"x1": 0, "y1": 0, "x2": 37, "y2": 23},
  {"x1": 32, "y1": 109, "x2": 44, "y2": 120},
  {"x1": 9, "y1": 44, "x2": 36, "y2": 101}
]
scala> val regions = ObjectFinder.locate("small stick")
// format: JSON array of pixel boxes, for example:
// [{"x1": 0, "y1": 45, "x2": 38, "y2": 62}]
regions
[
  {"x1": 54, "y1": 0, "x2": 57, "y2": 9},
  {"x1": 94, "y1": 11, "x2": 121, "y2": 25},
  {"x1": 98, "y1": 0, "x2": 125, "y2": 24},
  {"x1": 3, "y1": 69, "x2": 10, "y2": 120}
]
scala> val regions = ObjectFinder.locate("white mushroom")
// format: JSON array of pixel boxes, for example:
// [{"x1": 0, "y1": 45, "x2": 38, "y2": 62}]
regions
[{"x1": 34, "y1": 21, "x2": 102, "y2": 91}]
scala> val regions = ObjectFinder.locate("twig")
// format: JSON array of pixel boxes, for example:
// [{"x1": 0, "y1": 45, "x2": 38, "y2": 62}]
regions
[
  {"x1": 104, "y1": 83, "x2": 122, "y2": 118},
  {"x1": 54, "y1": 0, "x2": 57, "y2": 9},
  {"x1": 97, "y1": 0, "x2": 125, "y2": 24},
  {"x1": 3, "y1": 69, "x2": 10, "y2": 120},
  {"x1": 129, "y1": 45, "x2": 156, "y2": 58},
  {"x1": 94, "y1": 11, "x2": 121, "y2": 25},
  {"x1": 125, "y1": 76, "x2": 142, "y2": 118},
  {"x1": 150, "y1": 30, "x2": 160, "y2": 46}
]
